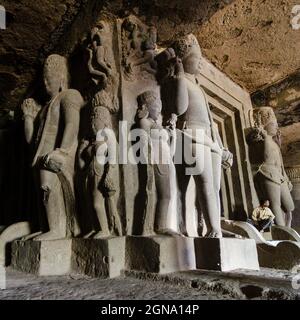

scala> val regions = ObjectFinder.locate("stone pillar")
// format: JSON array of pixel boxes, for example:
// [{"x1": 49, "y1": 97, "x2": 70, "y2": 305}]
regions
[{"x1": 286, "y1": 166, "x2": 300, "y2": 229}]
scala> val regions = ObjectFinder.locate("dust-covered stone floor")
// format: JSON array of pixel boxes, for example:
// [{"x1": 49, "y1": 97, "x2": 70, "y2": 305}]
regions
[
  {"x1": 1, "y1": 268, "x2": 299, "y2": 300},
  {"x1": 0, "y1": 268, "x2": 232, "y2": 300}
]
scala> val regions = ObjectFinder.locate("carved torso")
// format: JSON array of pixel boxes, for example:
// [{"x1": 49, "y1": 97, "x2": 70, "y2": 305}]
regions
[
  {"x1": 176, "y1": 74, "x2": 214, "y2": 146},
  {"x1": 177, "y1": 74, "x2": 212, "y2": 139},
  {"x1": 257, "y1": 136, "x2": 288, "y2": 185},
  {"x1": 140, "y1": 118, "x2": 172, "y2": 167},
  {"x1": 33, "y1": 89, "x2": 82, "y2": 167}
]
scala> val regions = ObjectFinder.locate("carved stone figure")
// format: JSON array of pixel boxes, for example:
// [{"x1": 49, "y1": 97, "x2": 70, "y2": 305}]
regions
[
  {"x1": 87, "y1": 23, "x2": 112, "y2": 88},
  {"x1": 121, "y1": 17, "x2": 157, "y2": 80},
  {"x1": 22, "y1": 54, "x2": 84, "y2": 240},
  {"x1": 79, "y1": 90, "x2": 122, "y2": 238},
  {"x1": 87, "y1": 22, "x2": 119, "y2": 113},
  {"x1": 247, "y1": 107, "x2": 295, "y2": 227},
  {"x1": 136, "y1": 91, "x2": 178, "y2": 236},
  {"x1": 158, "y1": 34, "x2": 233, "y2": 238}
]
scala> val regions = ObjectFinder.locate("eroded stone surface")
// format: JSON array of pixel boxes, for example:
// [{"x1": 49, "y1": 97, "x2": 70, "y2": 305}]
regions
[
  {"x1": 126, "y1": 236, "x2": 196, "y2": 274},
  {"x1": 2, "y1": 0, "x2": 300, "y2": 111},
  {"x1": 11, "y1": 240, "x2": 72, "y2": 276},
  {"x1": 197, "y1": 0, "x2": 300, "y2": 93},
  {"x1": 0, "y1": 0, "x2": 83, "y2": 110},
  {"x1": 0, "y1": 267, "x2": 234, "y2": 299},
  {"x1": 72, "y1": 238, "x2": 126, "y2": 278}
]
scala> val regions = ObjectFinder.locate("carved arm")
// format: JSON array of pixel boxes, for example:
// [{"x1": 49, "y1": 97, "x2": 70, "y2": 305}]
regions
[{"x1": 21, "y1": 98, "x2": 41, "y2": 144}]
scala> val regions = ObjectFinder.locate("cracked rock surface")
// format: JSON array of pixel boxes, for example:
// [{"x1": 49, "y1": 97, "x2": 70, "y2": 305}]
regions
[{"x1": 1, "y1": 0, "x2": 300, "y2": 110}]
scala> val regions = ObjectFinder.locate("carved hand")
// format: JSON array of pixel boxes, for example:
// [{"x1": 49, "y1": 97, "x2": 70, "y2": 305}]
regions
[
  {"x1": 166, "y1": 113, "x2": 178, "y2": 130},
  {"x1": 21, "y1": 98, "x2": 41, "y2": 119},
  {"x1": 43, "y1": 149, "x2": 68, "y2": 173},
  {"x1": 288, "y1": 181, "x2": 293, "y2": 192},
  {"x1": 258, "y1": 127, "x2": 268, "y2": 139},
  {"x1": 211, "y1": 141, "x2": 223, "y2": 156},
  {"x1": 222, "y1": 148, "x2": 234, "y2": 169}
]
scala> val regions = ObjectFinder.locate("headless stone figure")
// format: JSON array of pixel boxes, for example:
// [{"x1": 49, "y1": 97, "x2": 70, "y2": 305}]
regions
[
  {"x1": 136, "y1": 91, "x2": 178, "y2": 236},
  {"x1": 168, "y1": 34, "x2": 233, "y2": 238},
  {"x1": 22, "y1": 54, "x2": 84, "y2": 240},
  {"x1": 79, "y1": 90, "x2": 122, "y2": 238},
  {"x1": 248, "y1": 107, "x2": 295, "y2": 227}
]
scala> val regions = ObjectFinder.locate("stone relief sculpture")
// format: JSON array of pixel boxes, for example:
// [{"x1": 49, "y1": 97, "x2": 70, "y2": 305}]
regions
[
  {"x1": 9, "y1": 15, "x2": 263, "y2": 277},
  {"x1": 87, "y1": 21, "x2": 119, "y2": 112},
  {"x1": 156, "y1": 34, "x2": 233, "y2": 238},
  {"x1": 121, "y1": 17, "x2": 158, "y2": 80},
  {"x1": 22, "y1": 54, "x2": 84, "y2": 240},
  {"x1": 87, "y1": 23, "x2": 112, "y2": 88},
  {"x1": 78, "y1": 90, "x2": 122, "y2": 238},
  {"x1": 136, "y1": 91, "x2": 178, "y2": 236},
  {"x1": 77, "y1": 22, "x2": 122, "y2": 239},
  {"x1": 247, "y1": 106, "x2": 295, "y2": 227}
]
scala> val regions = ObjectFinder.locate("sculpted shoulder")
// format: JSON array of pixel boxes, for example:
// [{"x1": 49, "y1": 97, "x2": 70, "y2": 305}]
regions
[{"x1": 61, "y1": 89, "x2": 84, "y2": 111}]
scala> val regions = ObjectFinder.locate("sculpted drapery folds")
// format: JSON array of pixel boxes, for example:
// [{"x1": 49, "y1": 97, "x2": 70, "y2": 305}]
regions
[
  {"x1": 247, "y1": 107, "x2": 295, "y2": 227},
  {"x1": 22, "y1": 54, "x2": 84, "y2": 240}
]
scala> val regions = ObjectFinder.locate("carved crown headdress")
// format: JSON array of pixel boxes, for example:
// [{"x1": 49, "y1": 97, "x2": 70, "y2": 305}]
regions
[
  {"x1": 44, "y1": 54, "x2": 69, "y2": 89},
  {"x1": 137, "y1": 91, "x2": 158, "y2": 119},
  {"x1": 251, "y1": 106, "x2": 278, "y2": 128},
  {"x1": 172, "y1": 34, "x2": 201, "y2": 59}
]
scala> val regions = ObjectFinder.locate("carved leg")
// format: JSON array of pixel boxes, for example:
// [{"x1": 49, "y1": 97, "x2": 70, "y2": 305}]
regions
[
  {"x1": 107, "y1": 196, "x2": 123, "y2": 236},
  {"x1": 93, "y1": 182, "x2": 110, "y2": 238},
  {"x1": 196, "y1": 189, "x2": 210, "y2": 236},
  {"x1": 262, "y1": 179, "x2": 285, "y2": 226},
  {"x1": 34, "y1": 171, "x2": 67, "y2": 241},
  {"x1": 175, "y1": 164, "x2": 191, "y2": 236},
  {"x1": 193, "y1": 145, "x2": 222, "y2": 238},
  {"x1": 285, "y1": 212, "x2": 293, "y2": 228},
  {"x1": 141, "y1": 164, "x2": 156, "y2": 236},
  {"x1": 154, "y1": 165, "x2": 170, "y2": 231},
  {"x1": 281, "y1": 181, "x2": 295, "y2": 228},
  {"x1": 211, "y1": 152, "x2": 222, "y2": 216},
  {"x1": 154, "y1": 164, "x2": 179, "y2": 235}
]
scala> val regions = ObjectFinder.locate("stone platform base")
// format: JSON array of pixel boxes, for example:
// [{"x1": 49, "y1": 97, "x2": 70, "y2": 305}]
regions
[
  {"x1": 72, "y1": 237, "x2": 126, "y2": 278},
  {"x1": 10, "y1": 236, "x2": 259, "y2": 278},
  {"x1": 125, "y1": 236, "x2": 196, "y2": 274},
  {"x1": 194, "y1": 238, "x2": 259, "y2": 271},
  {"x1": 11, "y1": 238, "x2": 126, "y2": 278},
  {"x1": 11, "y1": 240, "x2": 72, "y2": 276}
]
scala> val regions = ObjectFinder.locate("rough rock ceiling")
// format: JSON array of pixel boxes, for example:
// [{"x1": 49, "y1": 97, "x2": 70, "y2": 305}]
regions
[
  {"x1": 0, "y1": 0, "x2": 300, "y2": 111},
  {"x1": 197, "y1": 0, "x2": 300, "y2": 93}
]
